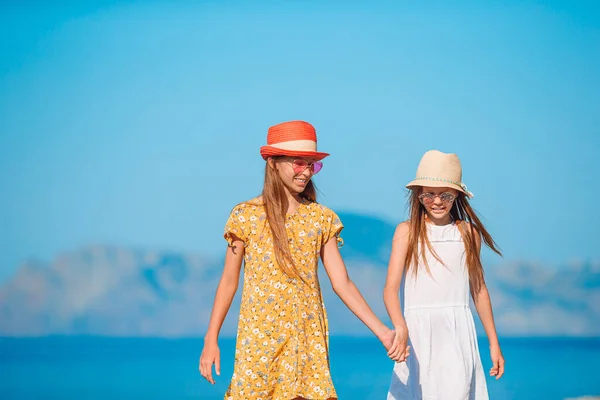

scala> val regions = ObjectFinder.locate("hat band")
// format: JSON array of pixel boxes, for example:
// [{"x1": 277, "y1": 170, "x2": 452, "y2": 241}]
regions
[
  {"x1": 268, "y1": 140, "x2": 317, "y2": 152},
  {"x1": 414, "y1": 176, "x2": 463, "y2": 186}
]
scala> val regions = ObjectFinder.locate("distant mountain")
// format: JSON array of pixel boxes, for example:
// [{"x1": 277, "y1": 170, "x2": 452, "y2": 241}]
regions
[
  {"x1": 483, "y1": 260, "x2": 600, "y2": 336},
  {"x1": 0, "y1": 246, "x2": 223, "y2": 336},
  {"x1": 336, "y1": 211, "x2": 397, "y2": 265},
  {"x1": 1, "y1": 212, "x2": 599, "y2": 337}
]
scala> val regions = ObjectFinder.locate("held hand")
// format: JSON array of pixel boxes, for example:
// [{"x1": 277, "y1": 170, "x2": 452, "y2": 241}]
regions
[
  {"x1": 489, "y1": 344, "x2": 505, "y2": 380},
  {"x1": 381, "y1": 328, "x2": 395, "y2": 351},
  {"x1": 199, "y1": 341, "x2": 221, "y2": 385},
  {"x1": 388, "y1": 326, "x2": 410, "y2": 363}
]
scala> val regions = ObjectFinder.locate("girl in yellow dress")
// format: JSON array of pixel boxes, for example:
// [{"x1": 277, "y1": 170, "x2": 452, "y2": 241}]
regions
[{"x1": 199, "y1": 120, "x2": 397, "y2": 400}]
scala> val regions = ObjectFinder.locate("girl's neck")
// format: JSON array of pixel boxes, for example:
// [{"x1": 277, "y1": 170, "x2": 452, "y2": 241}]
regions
[
  {"x1": 283, "y1": 188, "x2": 304, "y2": 214},
  {"x1": 425, "y1": 213, "x2": 453, "y2": 226}
]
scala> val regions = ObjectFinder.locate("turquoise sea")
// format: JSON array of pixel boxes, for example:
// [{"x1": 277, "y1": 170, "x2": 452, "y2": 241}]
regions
[{"x1": 1, "y1": 337, "x2": 599, "y2": 399}]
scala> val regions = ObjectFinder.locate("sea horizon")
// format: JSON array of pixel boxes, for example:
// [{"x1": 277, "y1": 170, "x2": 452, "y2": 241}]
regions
[{"x1": 1, "y1": 336, "x2": 599, "y2": 399}]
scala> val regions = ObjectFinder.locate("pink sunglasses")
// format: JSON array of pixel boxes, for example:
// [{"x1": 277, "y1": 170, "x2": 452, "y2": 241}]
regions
[{"x1": 289, "y1": 159, "x2": 323, "y2": 175}]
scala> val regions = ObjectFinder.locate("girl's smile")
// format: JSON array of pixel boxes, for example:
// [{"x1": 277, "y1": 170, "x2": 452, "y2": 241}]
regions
[
  {"x1": 419, "y1": 186, "x2": 458, "y2": 224},
  {"x1": 275, "y1": 157, "x2": 321, "y2": 195}
]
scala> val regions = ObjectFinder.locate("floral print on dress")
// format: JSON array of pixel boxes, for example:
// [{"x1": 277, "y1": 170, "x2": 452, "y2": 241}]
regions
[{"x1": 223, "y1": 197, "x2": 343, "y2": 400}]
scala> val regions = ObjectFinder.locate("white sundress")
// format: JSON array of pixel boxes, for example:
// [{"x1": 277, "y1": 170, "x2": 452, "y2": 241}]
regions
[{"x1": 387, "y1": 222, "x2": 489, "y2": 400}]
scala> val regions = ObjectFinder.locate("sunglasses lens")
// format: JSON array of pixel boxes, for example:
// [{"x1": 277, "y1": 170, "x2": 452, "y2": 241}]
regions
[
  {"x1": 441, "y1": 193, "x2": 455, "y2": 203},
  {"x1": 419, "y1": 194, "x2": 433, "y2": 205},
  {"x1": 312, "y1": 161, "x2": 323, "y2": 174},
  {"x1": 293, "y1": 160, "x2": 308, "y2": 172}
]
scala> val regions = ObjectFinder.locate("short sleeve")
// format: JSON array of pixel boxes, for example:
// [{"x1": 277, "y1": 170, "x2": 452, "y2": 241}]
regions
[
  {"x1": 224, "y1": 204, "x2": 248, "y2": 247},
  {"x1": 322, "y1": 208, "x2": 344, "y2": 248}
]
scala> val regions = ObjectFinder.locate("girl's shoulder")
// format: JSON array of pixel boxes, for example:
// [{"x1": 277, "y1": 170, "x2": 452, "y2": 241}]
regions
[
  {"x1": 230, "y1": 197, "x2": 265, "y2": 213},
  {"x1": 455, "y1": 220, "x2": 482, "y2": 248},
  {"x1": 393, "y1": 221, "x2": 411, "y2": 240},
  {"x1": 455, "y1": 219, "x2": 480, "y2": 234},
  {"x1": 397, "y1": 220, "x2": 410, "y2": 228},
  {"x1": 304, "y1": 201, "x2": 338, "y2": 217}
]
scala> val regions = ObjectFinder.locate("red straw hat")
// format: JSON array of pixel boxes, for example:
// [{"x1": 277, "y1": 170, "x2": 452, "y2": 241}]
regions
[{"x1": 260, "y1": 120, "x2": 329, "y2": 161}]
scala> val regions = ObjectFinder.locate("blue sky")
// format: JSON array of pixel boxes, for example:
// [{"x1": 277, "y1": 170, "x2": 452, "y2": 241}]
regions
[{"x1": 1, "y1": 0, "x2": 599, "y2": 281}]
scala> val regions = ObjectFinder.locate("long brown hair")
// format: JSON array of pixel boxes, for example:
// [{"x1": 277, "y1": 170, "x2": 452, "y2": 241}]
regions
[
  {"x1": 405, "y1": 187, "x2": 502, "y2": 296},
  {"x1": 261, "y1": 157, "x2": 317, "y2": 281}
]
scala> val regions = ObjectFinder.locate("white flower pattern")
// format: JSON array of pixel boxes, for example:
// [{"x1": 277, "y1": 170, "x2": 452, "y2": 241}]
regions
[{"x1": 223, "y1": 197, "x2": 343, "y2": 400}]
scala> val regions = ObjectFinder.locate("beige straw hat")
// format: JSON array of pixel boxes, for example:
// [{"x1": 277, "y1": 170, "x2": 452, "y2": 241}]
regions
[{"x1": 406, "y1": 150, "x2": 474, "y2": 198}]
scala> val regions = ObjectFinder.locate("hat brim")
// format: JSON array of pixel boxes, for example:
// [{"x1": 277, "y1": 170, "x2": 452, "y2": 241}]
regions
[
  {"x1": 260, "y1": 146, "x2": 329, "y2": 161},
  {"x1": 406, "y1": 179, "x2": 467, "y2": 196}
]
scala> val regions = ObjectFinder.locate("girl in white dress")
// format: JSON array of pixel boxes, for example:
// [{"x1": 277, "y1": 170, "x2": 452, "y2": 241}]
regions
[{"x1": 385, "y1": 150, "x2": 505, "y2": 400}]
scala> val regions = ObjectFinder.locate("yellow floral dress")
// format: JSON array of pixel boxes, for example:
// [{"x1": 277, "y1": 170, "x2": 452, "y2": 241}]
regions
[{"x1": 223, "y1": 197, "x2": 344, "y2": 400}]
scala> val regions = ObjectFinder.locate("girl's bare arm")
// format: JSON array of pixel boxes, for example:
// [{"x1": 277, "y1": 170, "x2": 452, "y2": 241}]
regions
[
  {"x1": 321, "y1": 238, "x2": 392, "y2": 344},
  {"x1": 199, "y1": 238, "x2": 244, "y2": 384}
]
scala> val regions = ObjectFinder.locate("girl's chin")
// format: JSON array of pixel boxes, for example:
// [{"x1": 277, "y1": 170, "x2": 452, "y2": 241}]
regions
[{"x1": 427, "y1": 210, "x2": 450, "y2": 219}]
